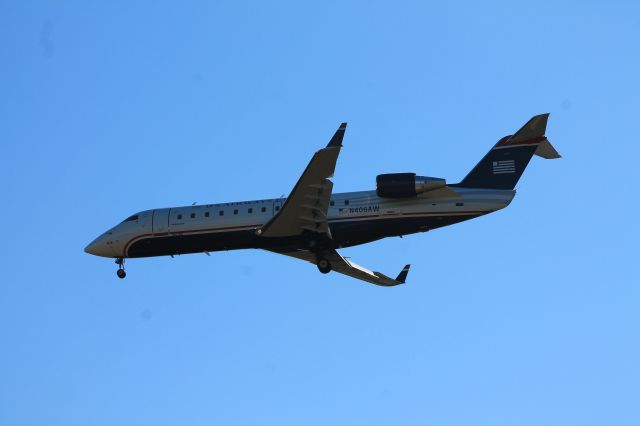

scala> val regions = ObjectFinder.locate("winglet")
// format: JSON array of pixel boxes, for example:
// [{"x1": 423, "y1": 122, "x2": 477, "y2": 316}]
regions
[
  {"x1": 395, "y1": 264, "x2": 411, "y2": 284},
  {"x1": 326, "y1": 122, "x2": 347, "y2": 147}
]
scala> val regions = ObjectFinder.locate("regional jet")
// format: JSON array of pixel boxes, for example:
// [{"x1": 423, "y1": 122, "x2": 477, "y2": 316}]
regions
[{"x1": 85, "y1": 114, "x2": 560, "y2": 286}]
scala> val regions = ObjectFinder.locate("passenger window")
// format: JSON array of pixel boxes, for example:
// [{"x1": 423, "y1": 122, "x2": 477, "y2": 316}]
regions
[
  {"x1": 205, "y1": 212, "x2": 210, "y2": 218},
  {"x1": 261, "y1": 207, "x2": 266, "y2": 213},
  {"x1": 177, "y1": 214, "x2": 182, "y2": 220},
  {"x1": 190, "y1": 213, "x2": 196, "y2": 219},
  {"x1": 234, "y1": 209, "x2": 238, "y2": 215},
  {"x1": 248, "y1": 208, "x2": 253, "y2": 214},
  {"x1": 219, "y1": 211, "x2": 224, "y2": 216}
]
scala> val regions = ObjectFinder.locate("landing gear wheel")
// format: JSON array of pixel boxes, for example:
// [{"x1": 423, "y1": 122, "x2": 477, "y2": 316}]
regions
[
  {"x1": 317, "y1": 258, "x2": 332, "y2": 274},
  {"x1": 115, "y1": 258, "x2": 126, "y2": 279}
]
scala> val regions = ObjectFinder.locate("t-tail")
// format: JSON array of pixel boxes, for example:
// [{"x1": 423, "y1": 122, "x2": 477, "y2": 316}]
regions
[{"x1": 457, "y1": 113, "x2": 561, "y2": 190}]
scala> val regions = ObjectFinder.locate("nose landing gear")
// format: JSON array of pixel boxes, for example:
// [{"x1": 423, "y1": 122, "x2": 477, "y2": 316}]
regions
[{"x1": 115, "y1": 258, "x2": 126, "y2": 279}]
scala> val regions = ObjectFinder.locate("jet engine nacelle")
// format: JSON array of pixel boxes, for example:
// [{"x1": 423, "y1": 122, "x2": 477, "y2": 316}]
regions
[{"x1": 376, "y1": 173, "x2": 446, "y2": 198}]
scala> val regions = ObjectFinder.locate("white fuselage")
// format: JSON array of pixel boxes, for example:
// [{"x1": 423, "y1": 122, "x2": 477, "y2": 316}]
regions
[{"x1": 85, "y1": 187, "x2": 515, "y2": 259}]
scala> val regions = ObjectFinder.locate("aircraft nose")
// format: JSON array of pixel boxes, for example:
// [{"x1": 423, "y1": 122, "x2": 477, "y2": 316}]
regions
[{"x1": 84, "y1": 234, "x2": 115, "y2": 258}]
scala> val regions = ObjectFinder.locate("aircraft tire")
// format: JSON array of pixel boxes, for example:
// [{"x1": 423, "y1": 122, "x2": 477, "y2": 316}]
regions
[
  {"x1": 317, "y1": 258, "x2": 331, "y2": 274},
  {"x1": 117, "y1": 269, "x2": 127, "y2": 279}
]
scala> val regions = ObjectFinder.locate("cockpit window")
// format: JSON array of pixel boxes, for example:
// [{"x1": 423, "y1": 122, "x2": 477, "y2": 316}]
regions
[{"x1": 122, "y1": 214, "x2": 139, "y2": 223}]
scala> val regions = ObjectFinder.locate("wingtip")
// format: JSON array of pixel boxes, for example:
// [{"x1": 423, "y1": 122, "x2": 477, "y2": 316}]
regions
[
  {"x1": 326, "y1": 122, "x2": 348, "y2": 147},
  {"x1": 396, "y1": 264, "x2": 411, "y2": 284}
]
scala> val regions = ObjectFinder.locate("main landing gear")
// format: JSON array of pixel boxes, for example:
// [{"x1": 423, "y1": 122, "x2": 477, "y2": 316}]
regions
[
  {"x1": 317, "y1": 258, "x2": 332, "y2": 274},
  {"x1": 115, "y1": 258, "x2": 126, "y2": 279}
]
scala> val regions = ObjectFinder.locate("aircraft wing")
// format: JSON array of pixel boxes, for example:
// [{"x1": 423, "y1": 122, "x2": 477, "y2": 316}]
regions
[
  {"x1": 257, "y1": 123, "x2": 346, "y2": 238},
  {"x1": 266, "y1": 248, "x2": 410, "y2": 287}
]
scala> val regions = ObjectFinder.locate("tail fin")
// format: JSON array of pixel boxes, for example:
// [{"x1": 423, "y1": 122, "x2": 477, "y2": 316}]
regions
[{"x1": 457, "y1": 114, "x2": 560, "y2": 190}]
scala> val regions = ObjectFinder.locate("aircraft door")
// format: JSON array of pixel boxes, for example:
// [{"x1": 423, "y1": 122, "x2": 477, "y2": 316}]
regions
[
  {"x1": 273, "y1": 199, "x2": 283, "y2": 216},
  {"x1": 152, "y1": 208, "x2": 171, "y2": 234}
]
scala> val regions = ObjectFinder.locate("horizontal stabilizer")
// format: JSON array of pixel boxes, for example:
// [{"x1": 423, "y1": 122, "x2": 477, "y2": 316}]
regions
[{"x1": 534, "y1": 138, "x2": 561, "y2": 159}]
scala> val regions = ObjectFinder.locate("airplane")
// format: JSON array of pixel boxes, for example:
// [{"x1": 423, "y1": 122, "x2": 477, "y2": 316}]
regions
[{"x1": 85, "y1": 114, "x2": 560, "y2": 286}]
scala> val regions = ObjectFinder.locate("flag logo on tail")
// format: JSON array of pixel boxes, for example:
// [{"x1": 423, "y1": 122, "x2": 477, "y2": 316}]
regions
[{"x1": 492, "y1": 160, "x2": 515, "y2": 174}]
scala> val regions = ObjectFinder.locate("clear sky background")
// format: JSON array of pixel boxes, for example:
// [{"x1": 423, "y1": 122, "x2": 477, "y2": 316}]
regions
[{"x1": 1, "y1": 1, "x2": 639, "y2": 425}]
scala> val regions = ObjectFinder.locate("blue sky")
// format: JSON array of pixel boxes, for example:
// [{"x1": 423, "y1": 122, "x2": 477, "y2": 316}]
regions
[{"x1": 1, "y1": 1, "x2": 639, "y2": 425}]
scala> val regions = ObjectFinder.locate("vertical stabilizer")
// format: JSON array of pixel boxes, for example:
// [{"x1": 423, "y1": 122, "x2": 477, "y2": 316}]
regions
[{"x1": 457, "y1": 114, "x2": 560, "y2": 190}]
